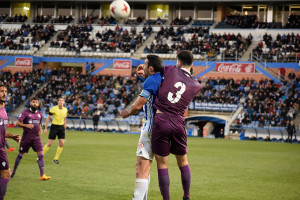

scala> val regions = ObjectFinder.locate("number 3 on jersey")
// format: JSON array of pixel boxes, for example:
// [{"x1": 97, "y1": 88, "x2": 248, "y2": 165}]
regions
[{"x1": 167, "y1": 82, "x2": 186, "y2": 104}]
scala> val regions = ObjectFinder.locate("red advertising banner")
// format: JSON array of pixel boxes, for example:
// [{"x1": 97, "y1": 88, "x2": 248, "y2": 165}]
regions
[
  {"x1": 113, "y1": 60, "x2": 132, "y2": 70},
  {"x1": 216, "y1": 63, "x2": 255, "y2": 73},
  {"x1": 15, "y1": 57, "x2": 32, "y2": 68}
]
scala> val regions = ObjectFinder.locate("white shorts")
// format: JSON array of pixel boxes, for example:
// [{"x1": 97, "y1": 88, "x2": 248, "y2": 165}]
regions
[{"x1": 136, "y1": 129, "x2": 153, "y2": 160}]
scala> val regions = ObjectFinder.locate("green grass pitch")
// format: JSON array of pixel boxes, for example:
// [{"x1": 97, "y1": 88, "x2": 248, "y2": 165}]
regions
[{"x1": 4, "y1": 128, "x2": 300, "y2": 200}]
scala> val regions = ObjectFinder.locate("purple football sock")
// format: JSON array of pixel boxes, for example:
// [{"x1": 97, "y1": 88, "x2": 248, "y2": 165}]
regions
[
  {"x1": 12, "y1": 153, "x2": 24, "y2": 175},
  {"x1": 158, "y1": 168, "x2": 170, "y2": 200},
  {"x1": 4, "y1": 141, "x2": 9, "y2": 149},
  {"x1": 0, "y1": 178, "x2": 9, "y2": 200},
  {"x1": 37, "y1": 154, "x2": 45, "y2": 177},
  {"x1": 179, "y1": 164, "x2": 191, "y2": 198}
]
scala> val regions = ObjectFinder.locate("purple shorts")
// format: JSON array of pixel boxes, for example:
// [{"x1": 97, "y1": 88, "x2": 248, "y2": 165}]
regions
[
  {"x1": 0, "y1": 147, "x2": 9, "y2": 170},
  {"x1": 151, "y1": 113, "x2": 188, "y2": 157},
  {"x1": 19, "y1": 137, "x2": 43, "y2": 153}
]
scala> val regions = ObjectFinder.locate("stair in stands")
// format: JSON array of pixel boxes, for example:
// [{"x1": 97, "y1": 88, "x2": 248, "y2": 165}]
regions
[{"x1": 34, "y1": 31, "x2": 62, "y2": 57}]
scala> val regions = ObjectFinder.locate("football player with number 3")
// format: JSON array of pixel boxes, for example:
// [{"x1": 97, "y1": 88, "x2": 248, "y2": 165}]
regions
[{"x1": 151, "y1": 50, "x2": 202, "y2": 200}]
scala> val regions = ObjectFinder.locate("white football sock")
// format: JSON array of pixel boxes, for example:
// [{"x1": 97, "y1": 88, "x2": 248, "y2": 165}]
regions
[
  {"x1": 143, "y1": 174, "x2": 150, "y2": 200},
  {"x1": 132, "y1": 179, "x2": 148, "y2": 200}
]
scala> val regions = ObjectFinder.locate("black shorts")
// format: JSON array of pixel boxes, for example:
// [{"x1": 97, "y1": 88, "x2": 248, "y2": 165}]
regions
[{"x1": 49, "y1": 125, "x2": 65, "y2": 140}]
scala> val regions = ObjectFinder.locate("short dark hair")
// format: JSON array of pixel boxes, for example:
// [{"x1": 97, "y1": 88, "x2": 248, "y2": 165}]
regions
[
  {"x1": 30, "y1": 97, "x2": 39, "y2": 102},
  {"x1": 146, "y1": 55, "x2": 163, "y2": 73},
  {"x1": 0, "y1": 83, "x2": 7, "y2": 89},
  {"x1": 177, "y1": 50, "x2": 193, "y2": 66}
]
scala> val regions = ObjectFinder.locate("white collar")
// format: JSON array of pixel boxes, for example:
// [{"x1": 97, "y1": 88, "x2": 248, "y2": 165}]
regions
[{"x1": 180, "y1": 67, "x2": 190, "y2": 74}]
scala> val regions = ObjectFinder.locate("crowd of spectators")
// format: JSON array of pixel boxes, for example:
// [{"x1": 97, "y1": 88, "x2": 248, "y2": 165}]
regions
[
  {"x1": 33, "y1": 15, "x2": 52, "y2": 23},
  {"x1": 216, "y1": 14, "x2": 300, "y2": 29},
  {"x1": 79, "y1": 15, "x2": 98, "y2": 24},
  {"x1": 144, "y1": 18, "x2": 166, "y2": 25},
  {"x1": 171, "y1": 16, "x2": 193, "y2": 26},
  {"x1": 144, "y1": 26, "x2": 252, "y2": 60},
  {"x1": 98, "y1": 16, "x2": 117, "y2": 26},
  {"x1": 285, "y1": 14, "x2": 300, "y2": 29},
  {"x1": 193, "y1": 76, "x2": 300, "y2": 127},
  {"x1": 5, "y1": 14, "x2": 28, "y2": 23},
  {"x1": 35, "y1": 68, "x2": 142, "y2": 119},
  {"x1": 0, "y1": 23, "x2": 55, "y2": 51},
  {"x1": 49, "y1": 24, "x2": 148, "y2": 53},
  {"x1": 252, "y1": 33, "x2": 300, "y2": 62},
  {"x1": 125, "y1": 16, "x2": 145, "y2": 25},
  {"x1": 0, "y1": 69, "x2": 45, "y2": 112},
  {"x1": 52, "y1": 15, "x2": 74, "y2": 24}
]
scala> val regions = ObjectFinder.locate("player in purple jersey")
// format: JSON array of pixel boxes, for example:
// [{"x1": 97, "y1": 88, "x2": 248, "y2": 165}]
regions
[
  {"x1": 151, "y1": 51, "x2": 202, "y2": 200},
  {"x1": 11, "y1": 97, "x2": 51, "y2": 181},
  {"x1": 0, "y1": 83, "x2": 21, "y2": 200}
]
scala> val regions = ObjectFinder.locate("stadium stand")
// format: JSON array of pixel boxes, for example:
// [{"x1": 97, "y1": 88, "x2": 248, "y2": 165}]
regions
[
  {"x1": 190, "y1": 77, "x2": 299, "y2": 129},
  {"x1": 143, "y1": 26, "x2": 252, "y2": 60},
  {"x1": 35, "y1": 69, "x2": 142, "y2": 121},
  {"x1": 0, "y1": 23, "x2": 56, "y2": 55},
  {"x1": 45, "y1": 24, "x2": 149, "y2": 57},
  {"x1": 252, "y1": 33, "x2": 300, "y2": 63},
  {"x1": 0, "y1": 69, "x2": 45, "y2": 113}
]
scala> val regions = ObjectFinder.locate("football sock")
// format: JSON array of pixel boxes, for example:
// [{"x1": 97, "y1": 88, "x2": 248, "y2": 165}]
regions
[
  {"x1": 132, "y1": 179, "x2": 148, "y2": 200},
  {"x1": 143, "y1": 174, "x2": 150, "y2": 200},
  {"x1": 158, "y1": 168, "x2": 170, "y2": 200},
  {"x1": 54, "y1": 147, "x2": 63, "y2": 160},
  {"x1": 43, "y1": 145, "x2": 50, "y2": 155},
  {"x1": 12, "y1": 153, "x2": 24, "y2": 175},
  {"x1": 4, "y1": 140, "x2": 9, "y2": 149},
  {"x1": 37, "y1": 154, "x2": 45, "y2": 177},
  {"x1": 179, "y1": 164, "x2": 191, "y2": 198},
  {"x1": 0, "y1": 178, "x2": 9, "y2": 200}
]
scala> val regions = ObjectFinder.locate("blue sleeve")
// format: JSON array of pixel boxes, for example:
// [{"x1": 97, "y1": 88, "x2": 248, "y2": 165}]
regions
[{"x1": 140, "y1": 74, "x2": 162, "y2": 100}]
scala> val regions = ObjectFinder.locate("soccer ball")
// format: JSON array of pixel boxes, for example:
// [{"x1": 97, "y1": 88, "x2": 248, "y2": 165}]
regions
[{"x1": 110, "y1": 0, "x2": 131, "y2": 19}]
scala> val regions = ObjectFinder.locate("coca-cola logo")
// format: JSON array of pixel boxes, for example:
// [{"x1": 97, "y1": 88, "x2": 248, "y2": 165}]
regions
[
  {"x1": 15, "y1": 57, "x2": 32, "y2": 67},
  {"x1": 216, "y1": 63, "x2": 255, "y2": 73},
  {"x1": 113, "y1": 60, "x2": 131, "y2": 70}
]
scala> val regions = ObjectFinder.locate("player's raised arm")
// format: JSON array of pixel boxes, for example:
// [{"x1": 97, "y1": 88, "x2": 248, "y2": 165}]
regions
[
  {"x1": 44, "y1": 115, "x2": 51, "y2": 135},
  {"x1": 120, "y1": 96, "x2": 147, "y2": 118}
]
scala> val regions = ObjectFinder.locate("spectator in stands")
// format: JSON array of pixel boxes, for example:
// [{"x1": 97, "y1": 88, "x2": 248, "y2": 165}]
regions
[
  {"x1": 279, "y1": 66, "x2": 286, "y2": 81},
  {"x1": 287, "y1": 120, "x2": 296, "y2": 143},
  {"x1": 237, "y1": 110, "x2": 244, "y2": 124},
  {"x1": 240, "y1": 129, "x2": 245, "y2": 140},
  {"x1": 258, "y1": 116, "x2": 265, "y2": 127}
]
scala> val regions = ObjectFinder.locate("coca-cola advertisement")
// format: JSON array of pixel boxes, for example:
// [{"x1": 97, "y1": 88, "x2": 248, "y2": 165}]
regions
[
  {"x1": 216, "y1": 63, "x2": 255, "y2": 73},
  {"x1": 113, "y1": 60, "x2": 132, "y2": 70},
  {"x1": 15, "y1": 57, "x2": 32, "y2": 68}
]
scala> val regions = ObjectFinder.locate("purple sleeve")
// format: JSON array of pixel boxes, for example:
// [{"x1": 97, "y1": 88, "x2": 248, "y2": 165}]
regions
[{"x1": 17, "y1": 111, "x2": 27, "y2": 122}]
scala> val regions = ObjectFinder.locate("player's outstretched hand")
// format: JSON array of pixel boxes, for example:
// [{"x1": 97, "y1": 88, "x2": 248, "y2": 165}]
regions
[
  {"x1": 12, "y1": 134, "x2": 21, "y2": 143},
  {"x1": 136, "y1": 64, "x2": 145, "y2": 78},
  {"x1": 39, "y1": 129, "x2": 43, "y2": 135},
  {"x1": 27, "y1": 124, "x2": 34, "y2": 129},
  {"x1": 44, "y1": 129, "x2": 47, "y2": 135},
  {"x1": 120, "y1": 110, "x2": 130, "y2": 118}
]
